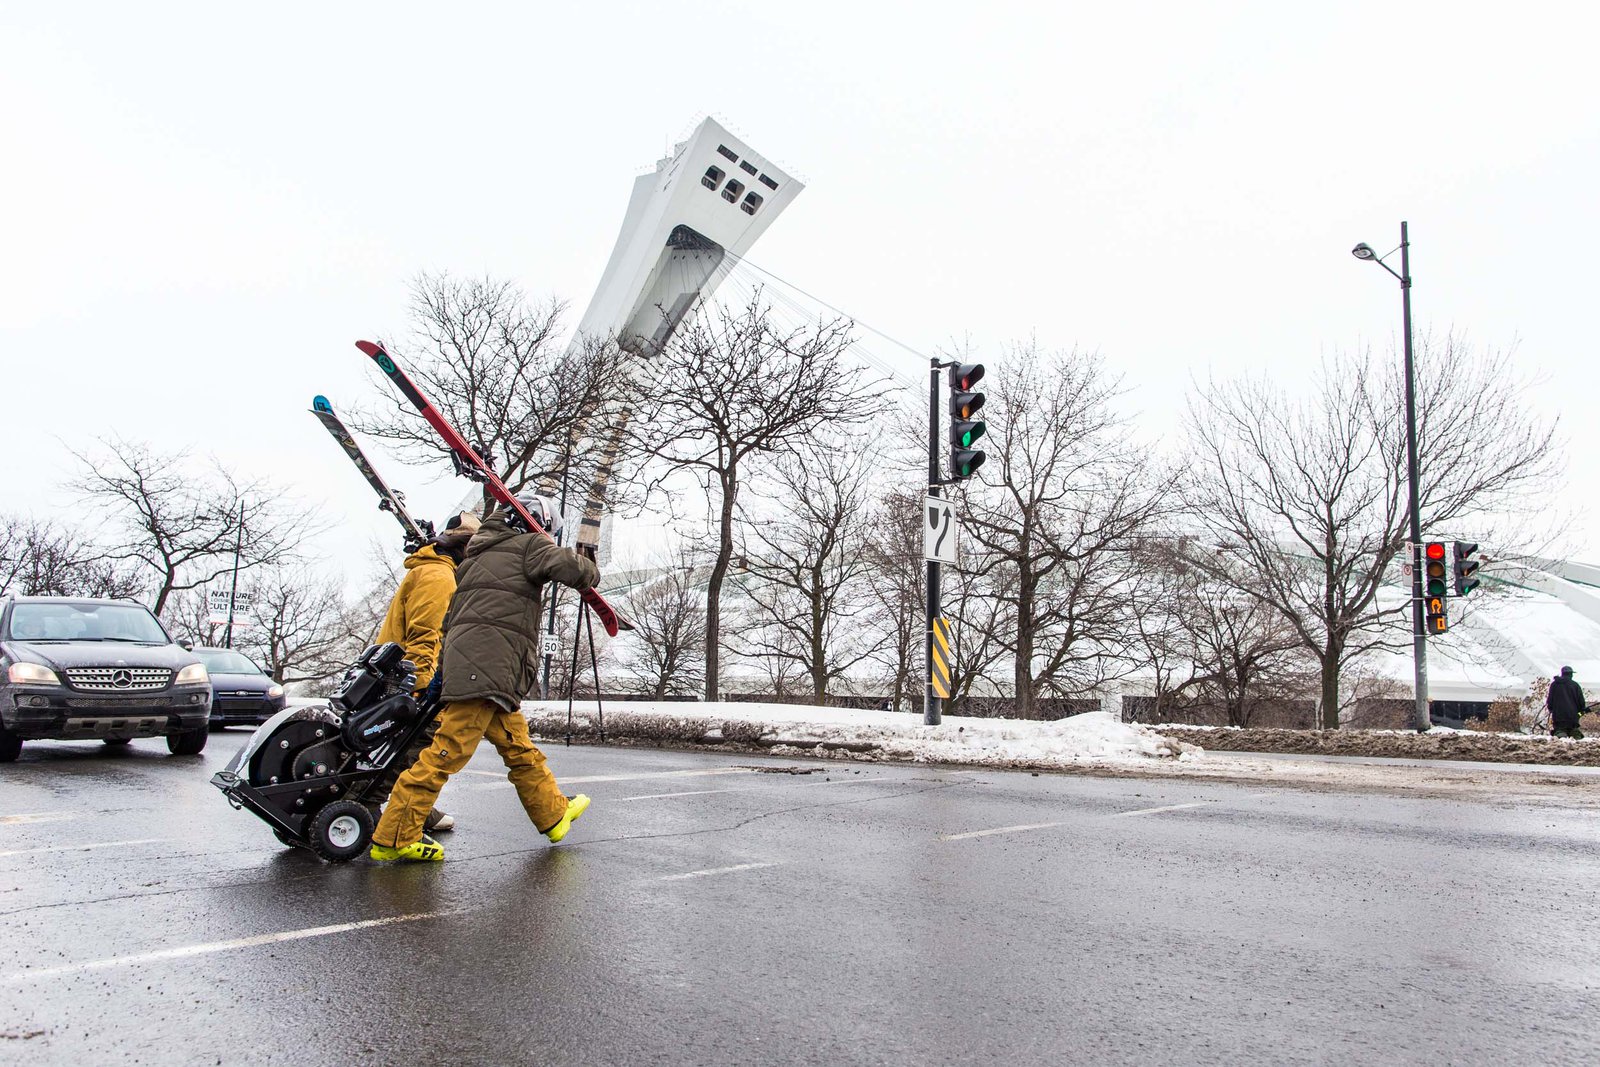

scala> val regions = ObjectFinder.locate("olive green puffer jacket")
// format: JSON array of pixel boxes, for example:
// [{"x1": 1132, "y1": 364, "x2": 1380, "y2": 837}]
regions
[{"x1": 438, "y1": 514, "x2": 601, "y2": 712}]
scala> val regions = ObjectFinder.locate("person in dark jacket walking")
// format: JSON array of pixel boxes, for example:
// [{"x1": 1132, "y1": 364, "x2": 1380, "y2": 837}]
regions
[
  {"x1": 369, "y1": 496, "x2": 599, "y2": 863},
  {"x1": 1546, "y1": 666, "x2": 1587, "y2": 739}
]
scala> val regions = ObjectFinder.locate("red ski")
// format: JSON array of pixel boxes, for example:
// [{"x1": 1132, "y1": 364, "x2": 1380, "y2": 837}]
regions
[{"x1": 357, "y1": 339, "x2": 631, "y2": 636}]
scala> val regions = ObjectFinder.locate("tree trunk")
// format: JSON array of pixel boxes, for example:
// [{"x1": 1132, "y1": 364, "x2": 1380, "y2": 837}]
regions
[
  {"x1": 704, "y1": 469, "x2": 738, "y2": 702},
  {"x1": 1319, "y1": 646, "x2": 1341, "y2": 730},
  {"x1": 810, "y1": 580, "x2": 827, "y2": 704},
  {"x1": 1013, "y1": 568, "x2": 1035, "y2": 719}
]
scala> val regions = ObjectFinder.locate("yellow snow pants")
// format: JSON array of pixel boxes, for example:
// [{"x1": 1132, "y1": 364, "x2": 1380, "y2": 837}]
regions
[{"x1": 372, "y1": 698, "x2": 569, "y2": 848}]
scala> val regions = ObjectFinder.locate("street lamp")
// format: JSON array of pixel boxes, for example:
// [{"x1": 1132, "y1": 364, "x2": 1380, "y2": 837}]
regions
[{"x1": 1352, "y1": 221, "x2": 1428, "y2": 732}]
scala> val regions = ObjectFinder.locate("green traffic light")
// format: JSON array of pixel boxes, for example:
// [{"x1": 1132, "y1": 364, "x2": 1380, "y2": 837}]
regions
[
  {"x1": 1426, "y1": 579, "x2": 1448, "y2": 597},
  {"x1": 958, "y1": 421, "x2": 987, "y2": 448}
]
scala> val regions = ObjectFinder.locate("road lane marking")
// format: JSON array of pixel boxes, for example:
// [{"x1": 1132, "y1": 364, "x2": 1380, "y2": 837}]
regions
[
  {"x1": 3, "y1": 909, "x2": 471, "y2": 983},
  {"x1": 619, "y1": 788, "x2": 745, "y2": 801},
  {"x1": 658, "y1": 862, "x2": 780, "y2": 882},
  {"x1": 1112, "y1": 802, "x2": 1208, "y2": 818},
  {"x1": 939, "y1": 821, "x2": 1065, "y2": 841},
  {"x1": 461, "y1": 767, "x2": 755, "y2": 785},
  {"x1": 0, "y1": 838, "x2": 167, "y2": 859},
  {"x1": 0, "y1": 812, "x2": 84, "y2": 826},
  {"x1": 809, "y1": 776, "x2": 892, "y2": 786}
]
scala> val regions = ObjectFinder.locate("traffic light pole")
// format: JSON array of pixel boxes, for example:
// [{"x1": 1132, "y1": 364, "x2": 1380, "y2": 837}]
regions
[
  {"x1": 1399, "y1": 221, "x2": 1430, "y2": 732},
  {"x1": 926, "y1": 358, "x2": 943, "y2": 726}
]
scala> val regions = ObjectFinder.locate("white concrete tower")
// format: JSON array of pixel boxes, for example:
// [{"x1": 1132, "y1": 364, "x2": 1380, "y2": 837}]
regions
[{"x1": 574, "y1": 117, "x2": 803, "y2": 351}]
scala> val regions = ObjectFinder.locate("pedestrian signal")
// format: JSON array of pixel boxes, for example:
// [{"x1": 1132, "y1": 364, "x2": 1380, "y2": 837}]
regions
[
  {"x1": 1453, "y1": 541, "x2": 1481, "y2": 596},
  {"x1": 1424, "y1": 541, "x2": 1449, "y2": 634}
]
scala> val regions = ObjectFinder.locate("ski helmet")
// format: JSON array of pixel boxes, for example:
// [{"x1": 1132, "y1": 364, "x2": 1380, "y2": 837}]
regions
[{"x1": 512, "y1": 491, "x2": 563, "y2": 539}]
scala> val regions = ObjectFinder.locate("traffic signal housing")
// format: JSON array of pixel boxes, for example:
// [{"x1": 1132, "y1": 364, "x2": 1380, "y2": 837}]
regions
[
  {"x1": 1453, "y1": 541, "x2": 1481, "y2": 596},
  {"x1": 948, "y1": 362, "x2": 986, "y2": 480},
  {"x1": 1423, "y1": 541, "x2": 1449, "y2": 635}
]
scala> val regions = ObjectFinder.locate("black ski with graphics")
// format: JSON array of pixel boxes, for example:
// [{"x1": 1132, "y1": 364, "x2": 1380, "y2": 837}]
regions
[
  {"x1": 355, "y1": 341, "x2": 631, "y2": 636},
  {"x1": 311, "y1": 395, "x2": 433, "y2": 550}
]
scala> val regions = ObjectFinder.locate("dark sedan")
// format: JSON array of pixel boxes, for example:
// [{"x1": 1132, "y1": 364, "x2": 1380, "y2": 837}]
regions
[{"x1": 195, "y1": 648, "x2": 285, "y2": 728}]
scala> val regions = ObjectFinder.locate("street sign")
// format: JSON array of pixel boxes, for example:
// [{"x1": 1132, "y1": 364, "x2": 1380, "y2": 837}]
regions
[
  {"x1": 925, "y1": 496, "x2": 957, "y2": 564},
  {"x1": 206, "y1": 588, "x2": 256, "y2": 627},
  {"x1": 930, "y1": 616, "x2": 953, "y2": 699}
]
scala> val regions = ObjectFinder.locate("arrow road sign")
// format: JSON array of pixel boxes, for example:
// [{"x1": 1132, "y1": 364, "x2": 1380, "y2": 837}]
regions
[{"x1": 925, "y1": 497, "x2": 957, "y2": 564}]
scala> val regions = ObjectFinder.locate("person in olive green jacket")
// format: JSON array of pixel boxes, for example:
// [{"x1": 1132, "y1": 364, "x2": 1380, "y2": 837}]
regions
[
  {"x1": 370, "y1": 495, "x2": 599, "y2": 863},
  {"x1": 366, "y1": 510, "x2": 481, "y2": 833}
]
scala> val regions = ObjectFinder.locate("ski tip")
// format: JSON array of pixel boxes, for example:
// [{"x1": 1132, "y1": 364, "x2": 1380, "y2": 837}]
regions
[
  {"x1": 312, "y1": 395, "x2": 333, "y2": 413},
  {"x1": 355, "y1": 339, "x2": 382, "y2": 357}
]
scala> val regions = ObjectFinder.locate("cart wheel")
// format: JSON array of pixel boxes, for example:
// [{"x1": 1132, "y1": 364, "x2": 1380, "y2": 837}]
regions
[{"x1": 307, "y1": 800, "x2": 374, "y2": 862}]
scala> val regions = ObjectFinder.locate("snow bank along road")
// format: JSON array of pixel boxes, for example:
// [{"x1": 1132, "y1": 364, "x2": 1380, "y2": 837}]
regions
[{"x1": 3, "y1": 734, "x2": 1597, "y2": 1065}]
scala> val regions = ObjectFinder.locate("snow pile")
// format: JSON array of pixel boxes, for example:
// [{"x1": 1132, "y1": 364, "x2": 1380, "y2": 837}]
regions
[{"x1": 523, "y1": 700, "x2": 1196, "y2": 769}]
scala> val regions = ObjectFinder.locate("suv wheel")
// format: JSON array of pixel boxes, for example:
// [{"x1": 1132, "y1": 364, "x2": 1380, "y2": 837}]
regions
[
  {"x1": 0, "y1": 727, "x2": 20, "y2": 763},
  {"x1": 167, "y1": 725, "x2": 208, "y2": 756}
]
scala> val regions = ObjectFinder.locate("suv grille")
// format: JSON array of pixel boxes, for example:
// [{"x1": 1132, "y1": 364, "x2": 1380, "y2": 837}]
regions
[{"x1": 64, "y1": 667, "x2": 174, "y2": 692}]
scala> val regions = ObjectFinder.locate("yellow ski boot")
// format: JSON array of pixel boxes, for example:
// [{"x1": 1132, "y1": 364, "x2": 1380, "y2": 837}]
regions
[
  {"x1": 544, "y1": 794, "x2": 591, "y2": 843},
  {"x1": 369, "y1": 834, "x2": 445, "y2": 863}
]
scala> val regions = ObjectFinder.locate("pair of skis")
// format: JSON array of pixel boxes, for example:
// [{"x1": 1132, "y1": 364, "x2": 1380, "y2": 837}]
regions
[
  {"x1": 354, "y1": 340, "x2": 630, "y2": 638},
  {"x1": 310, "y1": 396, "x2": 434, "y2": 551},
  {"x1": 309, "y1": 346, "x2": 630, "y2": 637}
]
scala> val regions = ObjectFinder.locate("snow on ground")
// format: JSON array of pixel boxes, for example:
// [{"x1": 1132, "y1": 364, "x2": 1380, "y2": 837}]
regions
[
  {"x1": 521, "y1": 700, "x2": 1600, "y2": 805},
  {"x1": 523, "y1": 700, "x2": 1192, "y2": 769}
]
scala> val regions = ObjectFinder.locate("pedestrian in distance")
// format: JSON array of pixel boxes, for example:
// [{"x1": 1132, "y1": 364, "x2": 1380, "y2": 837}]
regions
[
  {"x1": 1546, "y1": 666, "x2": 1587, "y2": 740},
  {"x1": 365, "y1": 510, "x2": 481, "y2": 834},
  {"x1": 369, "y1": 494, "x2": 599, "y2": 863}
]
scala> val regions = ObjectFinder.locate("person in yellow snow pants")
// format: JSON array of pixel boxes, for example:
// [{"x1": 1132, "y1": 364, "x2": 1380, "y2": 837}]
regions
[{"x1": 371, "y1": 496, "x2": 600, "y2": 863}]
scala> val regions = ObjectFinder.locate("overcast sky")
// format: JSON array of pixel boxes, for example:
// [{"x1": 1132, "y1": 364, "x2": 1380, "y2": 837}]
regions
[{"x1": 2, "y1": 1, "x2": 1595, "y2": 582}]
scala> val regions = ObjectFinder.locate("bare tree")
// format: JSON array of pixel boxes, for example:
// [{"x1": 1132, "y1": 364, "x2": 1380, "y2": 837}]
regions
[
  {"x1": 72, "y1": 439, "x2": 303, "y2": 615},
  {"x1": 733, "y1": 445, "x2": 884, "y2": 704},
  {"x1": 955, "y1": 343, "x2": 1170, "y2": 718},
  {"x1": 1184, "y1": 336, "x2": 1559, "y2": 728},
  {"x1": 630, "y1": 294, "x2": 885, "y2": 700},
  {"x1": 616, "y1": 545, "x2": 708, "y2": 699},
  {"x1": 862, "y1": 488, "x2": 926, "y2": 712},
  {"x1": 242, "y1": 567, "x2": 365, "y2": 685},
  {"x1": 356, "y1": 273, "x2": 634, "y2": 501},
  {"x1": 0, "y1": 515, "x2": 144, "y2": 599}
]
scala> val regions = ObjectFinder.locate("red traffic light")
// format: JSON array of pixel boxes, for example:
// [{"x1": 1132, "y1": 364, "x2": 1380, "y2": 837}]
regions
[
  {"x1": 1425, "y1": 542, "x2": 1446, "y2": 560},
  {"x1": 951, "y1": 363, "x2": 985, "y2": 391}
]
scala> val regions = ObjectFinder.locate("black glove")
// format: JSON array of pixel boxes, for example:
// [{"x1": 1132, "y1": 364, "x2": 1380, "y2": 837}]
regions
[{"x1": 420, "y1": 673, "x2": 443, "y2": 711}]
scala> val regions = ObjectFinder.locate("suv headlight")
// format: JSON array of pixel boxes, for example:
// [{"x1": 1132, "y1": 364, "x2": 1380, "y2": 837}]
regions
[
  {"x1": 7, "y1": 662, "x2": 60, "y2": 685},
  {"x1": 266, "y1": 683, "x2": 284, "y2": 699},
  {"x1": 174, "y1": 663, "x2": 209, "y2": 685}
]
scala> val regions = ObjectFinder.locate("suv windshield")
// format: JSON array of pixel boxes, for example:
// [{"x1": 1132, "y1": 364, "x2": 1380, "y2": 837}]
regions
[
  {"x1": 7, "y1": 602, "x2": 170, "y2": 644},
  {"x1": 195, "y1": 650, "x2": 263, "y2": 675}
]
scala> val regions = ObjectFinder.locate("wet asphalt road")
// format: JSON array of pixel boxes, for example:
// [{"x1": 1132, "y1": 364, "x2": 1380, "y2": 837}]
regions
[{"x1": 2, "y1": 733, "x2": 1598, "y2": 1066}]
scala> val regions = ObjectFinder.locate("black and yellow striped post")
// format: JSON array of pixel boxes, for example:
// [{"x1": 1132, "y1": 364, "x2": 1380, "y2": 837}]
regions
[{"x1": 930, "y1": 617, "x2": 953, "y2": 703}]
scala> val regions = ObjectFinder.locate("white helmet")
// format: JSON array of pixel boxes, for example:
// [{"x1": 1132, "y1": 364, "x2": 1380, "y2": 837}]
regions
[{"x1": 512, "y1": 491, "x2": 563, "y2": 539}]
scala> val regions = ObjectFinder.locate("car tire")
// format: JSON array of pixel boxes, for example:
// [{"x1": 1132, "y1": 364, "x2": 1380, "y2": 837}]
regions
[
  {"x1": 307, "y1": 800, "x2": 375, "y2": 862},
  {"x1": 103, "y1": 738, "x2": 132, "y2": 747},
  {"x1": 0, "y1": 728, "x2": 21, "y2": 763},
  {"x1": 167, "y1": 725, "x2": 209, "y2": 756}
]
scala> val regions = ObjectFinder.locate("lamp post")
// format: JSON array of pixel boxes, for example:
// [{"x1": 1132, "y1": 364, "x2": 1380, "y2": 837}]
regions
[{"x1": 1352, "y1": 222, "x2": 1429, "y2": 732}]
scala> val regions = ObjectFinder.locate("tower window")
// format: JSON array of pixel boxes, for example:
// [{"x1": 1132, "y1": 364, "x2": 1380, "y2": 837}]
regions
[
  {"x1": 741, "y1": 191, "x2": 764, "y2": 215},
  {"x1": 701, "y1": 165, "x2": 725, "y2": 190},
  {"x1": 758, "y1": 173, "x2": 779, "y2": 191},
  {"x1": 716, "y1": 144, "x2": 739, "y2": 163},
  {"x1": 739, "y1": 160, "x2": 757, "y2": 176},
  {"x1": 721, "y1": 179, "x2": 744, "y2": 203}
]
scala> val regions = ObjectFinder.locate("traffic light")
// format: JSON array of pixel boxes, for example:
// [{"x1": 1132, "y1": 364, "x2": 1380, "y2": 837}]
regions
[
  {"x1": 1453, "y1": 541, "x2": 1481, "y2": 596},
  {"x1": 1423, "y1": 541, "x2": 1449, "y2": 635},
  {"x1": 948, "y1": 362, "x2": 986, "y2": 480}
]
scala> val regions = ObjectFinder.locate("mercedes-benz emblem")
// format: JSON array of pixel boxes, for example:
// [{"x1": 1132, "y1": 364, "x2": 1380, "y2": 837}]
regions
[{"x1": 111, "y1": 669, "x2": 133, "y2": 689}]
